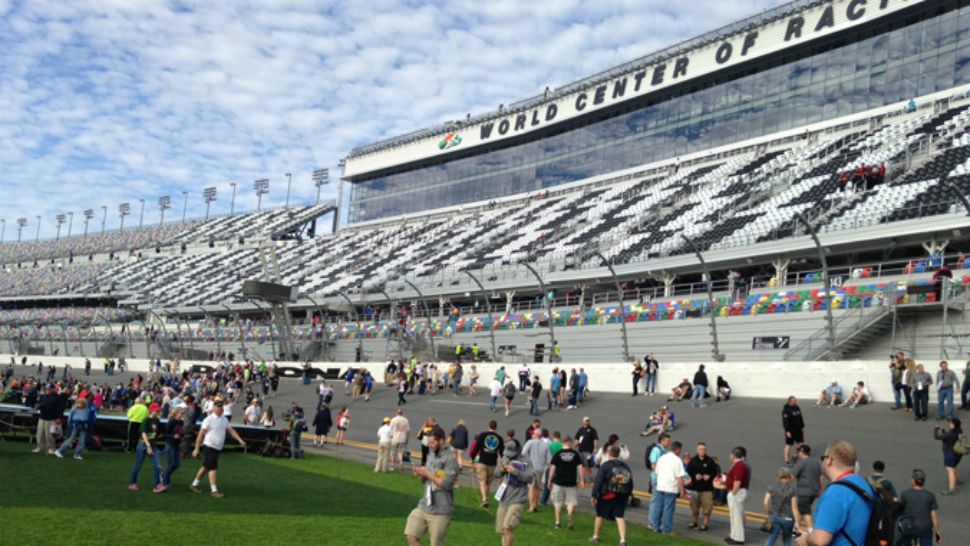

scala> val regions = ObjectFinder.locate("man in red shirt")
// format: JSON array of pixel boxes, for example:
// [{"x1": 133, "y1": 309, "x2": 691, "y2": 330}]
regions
[{"x1": 725, "y1": 446, "x2": 749, "y2": 545}]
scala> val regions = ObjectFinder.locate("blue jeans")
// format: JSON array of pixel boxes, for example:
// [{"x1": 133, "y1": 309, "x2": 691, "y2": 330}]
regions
[
  {"x1": 765, "y1": 513, "x2": 794, "y2": 546},
  {"x1": 691, "y1": 387, "x2": 706, "y2": 407},
  {"x1": 490, "y1": 396, "x2": 497, "y2": 412},
  {"x1": 56, "y1": 425, "x2": 88, "y2": 457},
  {"x1": 162, "y1": 444, "x2": 181, "y2": 485},
  {"x1": 646, "y1": 373, "x2": 657, "y2": 394},
  {"x1": 529, "y1": 398, "x2": 540, "y2": 415},
  {"x1": 290, "y1": 430, "x2": 303, "y2": 459},
  {"x1": 648, "y1": 491, "x2": 677, "y2": 533},
  {"x1": 938, "y1": 387, "x2": 954, "y2": 419},
  {"x1": 578, "y1": 385, "x2": 586, "y2": 403},
  {"x1": 539, "y1": 468, "x2": 551, "y2": 505},
  {"x1": 893, "y1": 381, "x2": 902, "y2": 408},
  {"x1": 130, "y1": 443, "x2": 161, "y2": 486}
]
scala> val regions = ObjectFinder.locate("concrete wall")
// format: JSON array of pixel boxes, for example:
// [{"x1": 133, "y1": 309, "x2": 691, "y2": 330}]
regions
[{"x1": 4, "y1": 352, "x2": 907, "y2": 403}]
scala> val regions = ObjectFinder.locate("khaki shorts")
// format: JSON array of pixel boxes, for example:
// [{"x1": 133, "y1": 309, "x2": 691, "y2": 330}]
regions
[
  {"x1": 405, "y1": 508, "x2": 451, "y2": 546},
  {"x1": 530, "y1": 472, "x2": 545, "y2": 488},
  {"x1": 475, "y1": 463, "x2": 495, "y2": 486},
  {"x1": 551, "y1": 485, "x2": 578, "y2": 507},
  {"x1": 495, "y1": 503, "x2": 525, "y2": 533},
  {"x1": 690, "y1": 490, "x2": 714, "y2": 516}
]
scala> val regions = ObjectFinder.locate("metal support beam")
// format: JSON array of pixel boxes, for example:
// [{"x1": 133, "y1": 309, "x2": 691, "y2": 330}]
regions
[
  {"x1": 403, "y1": 280, "x2": 438, "y2": 360},
  {"x1": 463, "y1": 270, "x2": 499, "y2": 362},
  {"x1": 793, "y1": 212, "x2": 837, "y2": 359},
  {"x1": 592, "y1": 252, "x2": 630, "y2": 361},
  {"x1": 680, "y1": 235, "x2": 725, "y2": 362},
  {"x1": 522, "y1": 263, "x2": 557, "y2": 362}
]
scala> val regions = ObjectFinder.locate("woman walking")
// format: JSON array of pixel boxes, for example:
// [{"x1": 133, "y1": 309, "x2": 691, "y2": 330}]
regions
[
  {"x1": 54, "y1": 399, "x2": 91, "y2": 460},
  {"x1": 468, "y1": 365, "x2": 479, "y2": 397},
  {"x1": 763, "y1": 467, "x2": 797, "y2": 546},
  {"x1": 449, "y1": 418, "x2": 469, "y2": 470},
  {"x1": 934, "y1": 417, "x2": 963, "y2": 495},
  {"x1": 335, "y1": 407, "x2": 350, "y2": 445}
]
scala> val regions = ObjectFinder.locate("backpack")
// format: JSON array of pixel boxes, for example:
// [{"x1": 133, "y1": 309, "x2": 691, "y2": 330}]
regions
[
  {"x1": 953, "y1": 433, "x2": 970, "y2": 456},
  {"x1": 503, "y1": 382, "x2": 515, "y2": 398},
  {"x1": 606, "y1": 462, "x2": 634, "y2": 496},
  {"x1": 830, "y1": 479, "x2": 900, "y2": 546}
]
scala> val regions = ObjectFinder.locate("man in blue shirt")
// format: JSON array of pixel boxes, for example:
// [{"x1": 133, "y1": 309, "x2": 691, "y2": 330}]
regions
[
  {"x1": 578, "y1": 368, "x2": 588, "y2": 404},
  {"x1": 795, "y1": 440, "x2": 872, "y2": 546}
]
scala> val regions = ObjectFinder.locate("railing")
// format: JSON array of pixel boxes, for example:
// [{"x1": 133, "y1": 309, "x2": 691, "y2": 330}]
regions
[{"x1": 783, "y1": 292, "x2": 895, "y2": 361}]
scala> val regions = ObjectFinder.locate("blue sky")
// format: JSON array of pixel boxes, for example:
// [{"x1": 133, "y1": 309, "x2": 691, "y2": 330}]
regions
[{"x1": 0, "y1": 0, "x2": 782, "y2": 239}]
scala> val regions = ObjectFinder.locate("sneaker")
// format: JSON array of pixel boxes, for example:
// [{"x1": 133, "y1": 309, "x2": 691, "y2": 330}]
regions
[
  {"x1": 554, "y1": 522, "x2": 561, "y2": 529},
  {"x1": 153, "y1": 484, "x2": 166, "y2": 493},
  {"x1": 73, "y1": 455, "x2": 83, "y2": 460},
  {"x1": 481, "y1": 499, "x2": 489, "y2": 508},
  {"x1": 53, "y1": 450, "x2": 64, "y2": 459},
  {"x1": 620, "y1": 542, "x2": 627, "y2": 546},
  {"x1": 940, "y1": 489, "x2": 954, "y2": 496},
  {"x1": 31, "y1": 447, "x2": 41, "y2": 453},
  {"x1": 688, "y1": 522, "x2": 698, "y2": 529},
  {"x1": 189, "y1": 485, "x2": 201, "y2": 493},
  {"x1": 128, "y1": 484, "x2": 139, "y2": 491},
  {"x1": 211, "y1": 491, "x2": 225, "y2": 498},
  {"x1": 589, "y1": 536, "x2": 600, "y2": 543},
  {"x1": 47, "y1": 449, "x2": 56, "y2": 455},
  {"x1": 567, "y1": 519, "x2": 575, "y2": 530}
]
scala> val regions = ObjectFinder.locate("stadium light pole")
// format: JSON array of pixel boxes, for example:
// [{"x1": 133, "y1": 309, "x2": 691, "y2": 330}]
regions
[
  {"x1": 462, "y1": 270, "x2": 498, "y2": 362},
  {"x1": 34, "y1": 215, "x2": 41, "y2": 242},
  {"x1": 82, "y1": 210, "x2": 94, "y2": 238},
  {"x1": 181, "y1": 191, "x2": 188, "y2": 223},
  {"x1": 793, "y1": 211, "x2": 836, "y2": 359},
  {"x1": 138, "y1": 199, "x2": 145, "y2": 229},
  {"x1": 679, "y1": 235, "x2": 725, "y2": 362},
  {"x1": 313, "y1": 169, "x2": 329, "y2": 205},
  {"x1": 229, "y1": 183, "x2": 237, "y2": 217},
  {"x1": 67, "y1": 212, "x2": 74, "y2": 237},
  {"x1": 55, "y1": 214, "x2": 66, "y2": 242},
  {"x1": 158, "y1": 196, "x2": 171, "y2": 226},
  {"x1": 16, "y1": 218, "x2": 26, "y2": 242},
  {"x1": 203, "y1": 187, "x2": 217, "y2": 221},
  {"x1": 285, "y1": 173, "x2": 292, "y2": 208},
  {"x1": 1, "y1": 218, "x2": 6, "y2": 243},
  {"x1": 591, "y1": 251, "x2": 630, "y2": 361},
  {"x1": 100, "y1": 206, "x2": 107, "y2": 235},
  {"x1": 253, "y1": 179, "x2": 269, "y2": 212},
  {"x1": 402, "y1": 280, "x2": 438, "y2": 360},
  {"x1": 118, "y1": 202, "x2": 130, "y2": 232},
  {"x1": 521, "y1": 262, "x2": 557, "y2": 361}
]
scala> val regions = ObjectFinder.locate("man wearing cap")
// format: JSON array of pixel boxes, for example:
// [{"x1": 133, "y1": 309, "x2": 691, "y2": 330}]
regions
[
  {"x1": 494, "y1": 438, "x2": 535, "y2": 546},
  {"x1": 129, "y1": 402, "x2": 164, "y2": 492},
  {"x1": 897, "y1": 469, "x2": 942, "y2": 546},
  {"x1": 376, "y1": 416, "x2": 393, "y2": 473},
  {"x1": 405, "y1": 426, "x2": 458, "y2": 546},
  {"x1": 190, "y1": 399, "x2": 246, "y2": 498},
  {"x1": 575, "y1": 417, "x2": 599, "y2": 484}
]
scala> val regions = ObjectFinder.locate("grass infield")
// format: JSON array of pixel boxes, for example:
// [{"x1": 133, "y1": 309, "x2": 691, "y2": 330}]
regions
[{"x1": 0, "y1": 442, "x2": 709, "y2": 545}]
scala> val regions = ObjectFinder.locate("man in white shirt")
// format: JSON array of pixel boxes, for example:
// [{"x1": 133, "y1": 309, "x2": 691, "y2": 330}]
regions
[
  {"x1": 375, "y1": 417, "x2": 393, "y2": 473},
  {"x1": 389, "y1": 409, "x2": 411, "y2": 470},
  {"x1": 190, "y1": 400, "x2": 246, "y2": 498},
  {"x1": 243, "y1": 399, "x2": 261, "y2": 425},
  {"x1": 842, "y1": 381, "x2": 872, "y2": 408},
  {"x1": 649, "y1": 440, "x2": 686, "y2": 535},
  {"x1": 488, "y1": 378, "x2": 503, "y2": 413}
]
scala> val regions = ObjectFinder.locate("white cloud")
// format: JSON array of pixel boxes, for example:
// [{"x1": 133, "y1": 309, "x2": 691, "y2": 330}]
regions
[{"x1": 0, "y1": 0, "x2": 783, "y2": 237}]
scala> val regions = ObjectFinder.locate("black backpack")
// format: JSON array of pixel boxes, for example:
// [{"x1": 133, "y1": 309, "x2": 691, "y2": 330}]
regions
[
  {"x1": 606, "y1": 462, "x2": 634, "y2": 496},
  {"x1": 829, "y1": 479, "x2": 900, "y2": 546}
]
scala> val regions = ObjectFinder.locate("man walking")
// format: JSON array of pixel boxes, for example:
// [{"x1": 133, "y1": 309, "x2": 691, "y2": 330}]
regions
[
  {"x1": 494, "y1": 439, "x2": 535, "y2": 546},
  {"x1": 390, "y1": 409, "x2": 411, "y2": 470},
  {"x1": 782, "y1": 396, "x2": 805, "y2": 465},
  {"x1": 189, "y1": 400, "x2": 247, "y2": 498},
  {"x1": 129, "y1": 403, "x2": 164, "y2": 492},
  {"x1": 914, "y1": 364, "x2": 933, "y2": 421},
  {"x1": 405, "y1": 426, "x2": 458, "y2": 546},
  {"x1": 686, "y1": 442, "x2": 719, "y2": 531},
  {"x1": 725, "y1": 446, "x2": 750, "y2": 545},
  {"x1": 548, "y1": 436, "x2": 584, "y2": 530},
  {"x1": 470, "y1": 420, "x2": 504, "y2": 507},
  {"x1": 575, "y1": 417, "x2": 599, "y2": 484},
  {"x1": 375, "y1": 417, "x2": 393, "y2": 473},
  {"x1": 897, "y1": 469, "x2": 942, "y2": 546},
  {"x1": 590, "y1": 445, "x2": 633, "y2": 545},
  {"x1": 795, "y1": 441, "x2": 873, "y2": 546},
  {"x1": 792, "y1": 444, "x2": 823, "y2": 530},
  {"x1": 529, "y1": 375, "x2": 543, "y2": 416},
  {"x1": 937, "y1": 360, "x2": 960, "y2": 421},
  {"x1": 33, "y1": 385, "x2": 63, "y2": 455},
  {"x1": 650, "y1": 440, "x2": 686, "y2": 535},
  {"x1": 522, "y1": 428, "x2": 550, "y2": 513}
]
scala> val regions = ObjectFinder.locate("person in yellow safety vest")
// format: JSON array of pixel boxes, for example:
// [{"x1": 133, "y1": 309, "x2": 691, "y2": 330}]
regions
[
  {"x1": 553, "y1": 342, "x2": 561, "y2": 362},
  {"x1": 455, "y1": 343, "x2": 463, "y2": 360},
  {"x1": 472, "y1": 343, "x2": 480, "y2": 360}
]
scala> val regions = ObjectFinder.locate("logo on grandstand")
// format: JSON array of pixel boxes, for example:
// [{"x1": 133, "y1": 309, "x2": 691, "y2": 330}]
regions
[{"x1": 438, "y1": 132, "x2": 462, "y2": 150}]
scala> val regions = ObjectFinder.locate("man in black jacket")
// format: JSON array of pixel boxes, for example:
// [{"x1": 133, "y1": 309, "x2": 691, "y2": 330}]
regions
[
  {"x1": 690, "y1": 365, "x2": 709, "y2": 408},
  {"x1": 34, "y1": 385, "x2": 66, "y2": 455},
  {"x1": 782, "y1": 396, "x2": 805, "y2": 465},
  {"x1": 686, "y1": 442, "x2": 720, "y2": 531}
]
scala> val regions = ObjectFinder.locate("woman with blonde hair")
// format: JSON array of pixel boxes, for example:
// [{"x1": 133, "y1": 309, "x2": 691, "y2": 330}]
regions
[
  {"x1": 54, "y1": 398, "x2": 91, "y2": 460},
  {"x1": 449, "y1": 418, "x2": 469, "y2": 470}
]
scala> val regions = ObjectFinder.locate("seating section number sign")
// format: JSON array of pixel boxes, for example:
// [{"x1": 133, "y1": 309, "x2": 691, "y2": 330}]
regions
[{"x1": 751, "y1": 336, "x2": 790, "y2": 350}]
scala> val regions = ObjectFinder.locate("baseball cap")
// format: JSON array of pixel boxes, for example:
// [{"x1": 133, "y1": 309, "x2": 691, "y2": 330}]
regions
[
  {"x1": 583, "y1": 416, "x2": 591, "y2": 422},
  {"x1": 148, "y1": 403, "x2": 162, "y2": 412},
  {"x1": 383, "y1": 417, "x2": 391, "y2": 423},
  {"x1": 912, "y1": 468, "x2": 927, "y2": 484}
]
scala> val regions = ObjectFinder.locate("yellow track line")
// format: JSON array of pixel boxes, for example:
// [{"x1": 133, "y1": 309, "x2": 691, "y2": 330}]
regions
[{"x1": 305, "y1": 434, "x2": 769, "y2": 523}]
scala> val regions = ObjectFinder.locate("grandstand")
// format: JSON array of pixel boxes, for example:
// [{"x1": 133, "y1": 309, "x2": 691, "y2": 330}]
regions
[{"x1": 3, "y1": 0, "x2": 970, "y2": 369}]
